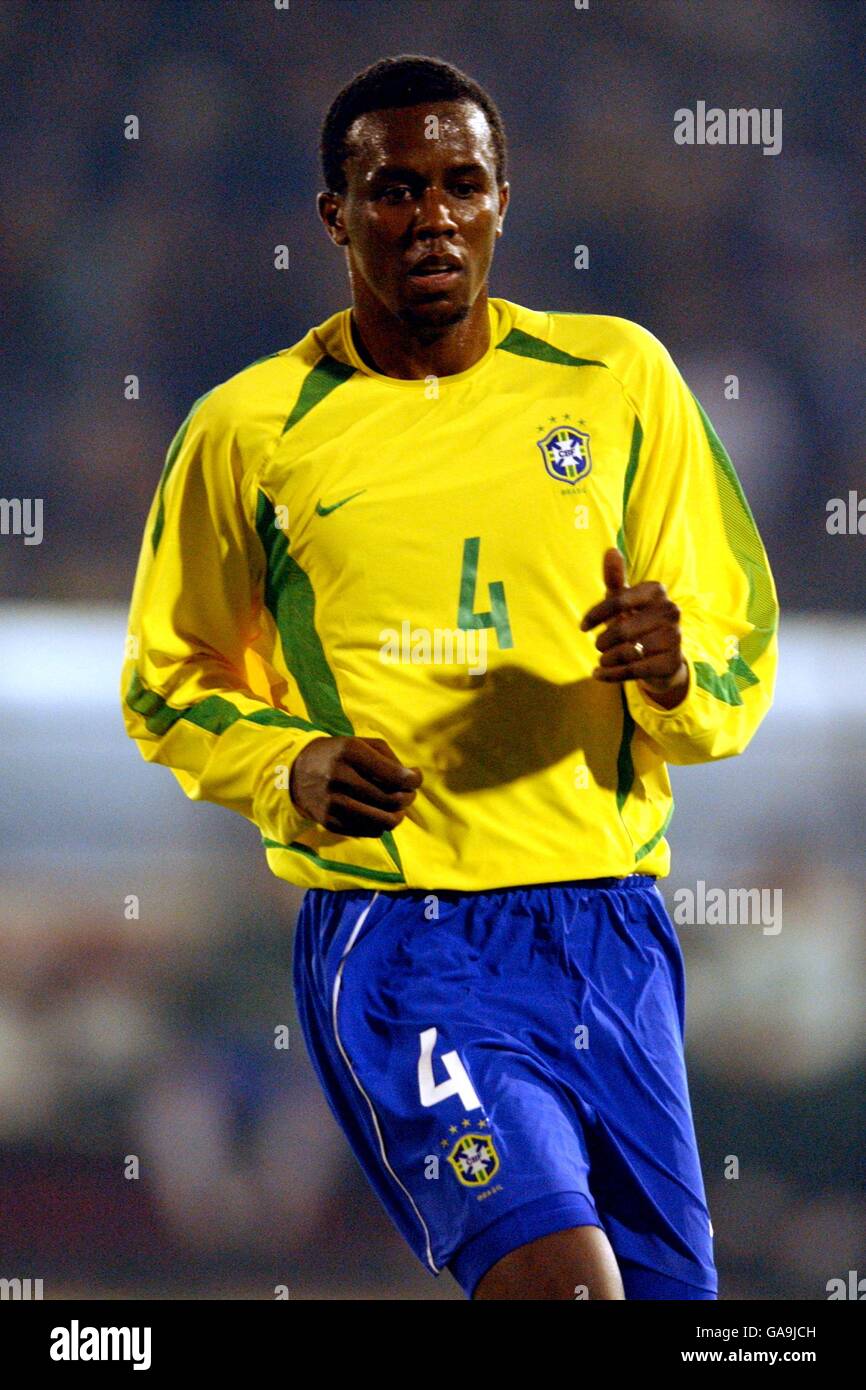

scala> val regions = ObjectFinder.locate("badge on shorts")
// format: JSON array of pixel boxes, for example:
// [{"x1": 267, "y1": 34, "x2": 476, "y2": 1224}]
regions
[{"x1": 447, "y1": 1132, "x2": 500, "y2": 1187}]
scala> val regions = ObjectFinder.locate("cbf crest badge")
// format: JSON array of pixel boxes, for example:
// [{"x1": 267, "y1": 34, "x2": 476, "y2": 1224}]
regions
[
  {"x1": 447, "y1": 1132, "x2": 500, "y2": 1187},
  {"x1": 537, "y1": 424, "x2": 592, "y2": 485}
]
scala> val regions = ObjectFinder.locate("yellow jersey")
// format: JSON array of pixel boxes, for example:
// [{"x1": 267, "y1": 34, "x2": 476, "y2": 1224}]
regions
[{"x1": 120, "y1": 297, "x2": 779, "y2": 890}]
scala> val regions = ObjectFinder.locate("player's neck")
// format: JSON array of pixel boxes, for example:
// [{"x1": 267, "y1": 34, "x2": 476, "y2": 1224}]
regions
[{"x1": 349, "y1": 291, "x2": 491, "y2": 380}]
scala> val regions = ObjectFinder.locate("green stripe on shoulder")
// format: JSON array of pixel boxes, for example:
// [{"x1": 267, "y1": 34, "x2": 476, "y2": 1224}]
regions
[
  {"x1": 281, "y1": 355, "x2": 356, "y2": 435},
  {"x1": 150, "y1": 388, "x2": 216, "y2": 554},
  {"x1": 497, "y1": 327, "x2": 606, "y2": 370},
  {"x1": 150, "y1": 353, "x2": 286, "y2": 556}
]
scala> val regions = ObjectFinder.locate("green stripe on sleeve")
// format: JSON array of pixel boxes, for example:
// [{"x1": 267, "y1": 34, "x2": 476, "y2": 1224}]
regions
[
  {"x1": 693, "y1": 657, "x2": 758, "y2": 707},
  {"x1": 127, "y1": 667, "x2": 404, "y2": 880},
  {"x1": 254, "y1": 489, "x2": 405, "y2": 882},
  {"x1": 255, "y1": 491, "x2": 354, "y2": 737},
  {"x1": 125, "y1": 668, "x2": 324, "y2": 738},
  {"x1": 690, "y1": 394, "x2": 779, "y2": 705},
  {"x1": 616, "y1": 416, "x2": 643, "y2": 564}
]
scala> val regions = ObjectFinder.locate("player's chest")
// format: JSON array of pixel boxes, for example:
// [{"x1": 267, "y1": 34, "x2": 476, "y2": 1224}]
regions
[{"x1": 256, "y1": 377, "x2": 636, "y2": 584}]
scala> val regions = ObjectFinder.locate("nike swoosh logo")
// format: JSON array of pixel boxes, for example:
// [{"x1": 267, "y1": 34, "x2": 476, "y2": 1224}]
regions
[{"x1": 315, "y1": 489, "x2": 367, "y2": 517}]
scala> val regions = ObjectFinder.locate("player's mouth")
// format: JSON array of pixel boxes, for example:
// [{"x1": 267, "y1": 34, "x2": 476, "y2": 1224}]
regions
[{"x1": 406, "y1": 255, "x2": 464, "y2": 293}]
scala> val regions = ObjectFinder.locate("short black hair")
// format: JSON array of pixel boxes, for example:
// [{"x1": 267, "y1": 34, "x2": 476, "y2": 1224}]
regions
[{"x1": 320, "y1": 54, "x2": 507, "y2": 194}]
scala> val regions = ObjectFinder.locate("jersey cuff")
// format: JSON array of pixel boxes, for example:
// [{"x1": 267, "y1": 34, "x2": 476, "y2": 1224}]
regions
[
  {"x1": 629, "y1": 651, "x2": 699, "y2": 724},
  {"x1": 252, "y1": 728, "x2": 329, "y2": 844}
]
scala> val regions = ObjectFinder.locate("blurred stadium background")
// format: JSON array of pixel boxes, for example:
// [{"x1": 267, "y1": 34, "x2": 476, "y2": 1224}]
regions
[{"x1": 1, "y1": 0, "x2": 863, "y2": 1299}]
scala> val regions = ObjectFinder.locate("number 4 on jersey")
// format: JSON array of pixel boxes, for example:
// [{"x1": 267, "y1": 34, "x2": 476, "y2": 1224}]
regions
[
  {"x1": 417, "y1": 1027, "x2": 482, "y2": 1112},
  {"x1": 457, "y1": 536, "x2": 514, "y2": 650}
]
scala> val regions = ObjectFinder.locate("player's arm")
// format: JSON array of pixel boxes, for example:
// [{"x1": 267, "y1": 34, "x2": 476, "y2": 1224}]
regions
[
  {"x1": 120, "y1": 392, "x2": 329, "y2": 844},
  {"x1": 583, "y1": 325, "x2": 779, "y2": 765},
  {"x1": 120, "y1": 391, "x2": 421, "y2": 841}
]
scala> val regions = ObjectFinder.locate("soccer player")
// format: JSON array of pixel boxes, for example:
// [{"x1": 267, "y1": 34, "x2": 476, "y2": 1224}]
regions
[{"x1": 121, "y1": 55, "x2": 779, "y2": 1300}]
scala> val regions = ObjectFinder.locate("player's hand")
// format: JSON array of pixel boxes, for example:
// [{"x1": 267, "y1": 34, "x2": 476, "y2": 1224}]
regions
[
  {"x1": 289, "y1": 735, "x2": 423, "y2": 836},
  {"x1": 580, "y1": 548, "x2": 689, "y2": 708}
]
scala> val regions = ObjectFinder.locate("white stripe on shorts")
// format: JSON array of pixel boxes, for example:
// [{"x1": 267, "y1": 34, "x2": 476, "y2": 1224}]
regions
[{"x1": 330, "y1": 890, "x2": 439, "y2": 1274}]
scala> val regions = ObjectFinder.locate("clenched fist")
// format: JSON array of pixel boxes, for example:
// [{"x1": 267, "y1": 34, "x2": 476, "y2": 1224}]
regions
[{"x1": 290, "y1": 735, "x2": 423, "y2": 837}]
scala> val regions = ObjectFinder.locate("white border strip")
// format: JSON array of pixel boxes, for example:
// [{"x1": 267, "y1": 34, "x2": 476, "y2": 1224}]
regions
[{"x1": 331, "y1": 890, "x2": 439, "y2": 1274}]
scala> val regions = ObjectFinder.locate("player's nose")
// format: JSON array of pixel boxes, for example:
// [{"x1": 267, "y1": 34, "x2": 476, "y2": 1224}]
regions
[{"x1": 412, "y1": 186, "x2": 459, "y2": 236}]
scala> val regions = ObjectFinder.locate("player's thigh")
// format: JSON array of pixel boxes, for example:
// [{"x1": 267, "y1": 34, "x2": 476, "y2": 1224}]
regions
[
  {"x1": 474, "y1": 1224, "x2": 625, "y2": 1301},
  {"x1": 301, "y1": 889, "x2": 606, "y2": 1281}
]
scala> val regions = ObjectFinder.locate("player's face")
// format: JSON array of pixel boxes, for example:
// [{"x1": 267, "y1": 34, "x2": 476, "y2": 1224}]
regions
[{"x1": 322, "y1": 100, "x2": 509, "y2": 333}]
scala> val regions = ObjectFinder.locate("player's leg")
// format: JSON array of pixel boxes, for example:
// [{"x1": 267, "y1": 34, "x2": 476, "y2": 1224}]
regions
[
  {"x1": 457, "y1": 876, "x2": 718, "y2": 1301},
  {"x1": 473, "y1": 1224, "x2": 625, "y2": 1300},
  {"x1": 551, "y1": 875, "x2": 719, "y2": 1298},
  {"x1": 472, "y1": 1233, "x2": 718, "y2": 1300},
  {"x1": 291, "y1": 887, "x2": 437, "y2": 1265}
]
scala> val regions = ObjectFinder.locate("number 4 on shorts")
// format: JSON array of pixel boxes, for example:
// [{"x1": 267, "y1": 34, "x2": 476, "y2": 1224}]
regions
[{"x1": 417, "y1": 1027, "x2": 482, "y2": 1112}]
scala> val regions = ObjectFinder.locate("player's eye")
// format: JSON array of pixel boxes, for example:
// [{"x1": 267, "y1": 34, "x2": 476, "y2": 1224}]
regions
[
  {"x1": 452, "y1": 181, "x2": 480, "y2": 197},
  {"x1": 380, "y1": 185, "x2": 413, "y2": 203}
]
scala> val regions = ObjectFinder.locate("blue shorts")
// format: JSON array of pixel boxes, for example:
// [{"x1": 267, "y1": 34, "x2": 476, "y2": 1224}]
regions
[{"x1": 292, "y1": 875, "x2": 717, "y2": 1299}]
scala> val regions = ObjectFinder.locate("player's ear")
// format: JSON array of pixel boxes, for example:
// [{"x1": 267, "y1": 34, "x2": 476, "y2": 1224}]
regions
[
  {"x1": 495, "y1": 181, "x2": 510, "y2": 236},
  {"x1": 317, "y1": 190, "x2": 349, "y2": 247}
]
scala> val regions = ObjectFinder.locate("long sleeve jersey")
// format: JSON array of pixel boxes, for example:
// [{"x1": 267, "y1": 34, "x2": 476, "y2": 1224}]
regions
[{"x1": 120, "y1": 297, "x2": 779, "y2": 891}]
